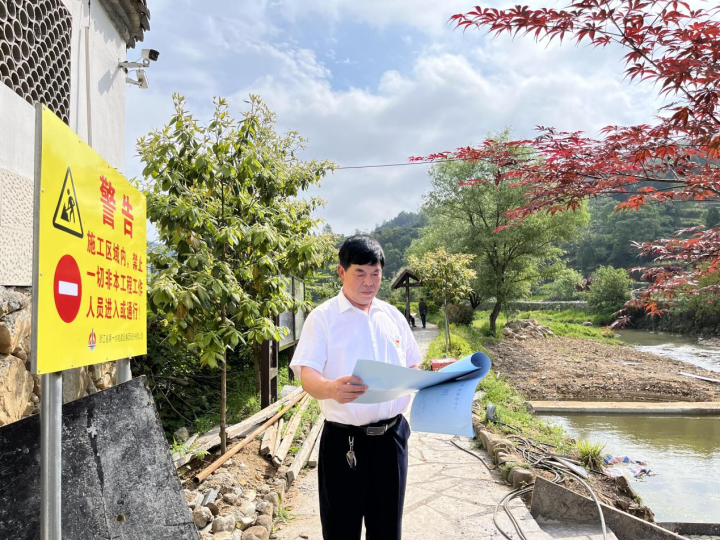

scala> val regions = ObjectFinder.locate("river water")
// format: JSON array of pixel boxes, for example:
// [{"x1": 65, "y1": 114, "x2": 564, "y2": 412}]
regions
[{"x1": 541, "y1": 331, "x2": 720, "y2": 523}]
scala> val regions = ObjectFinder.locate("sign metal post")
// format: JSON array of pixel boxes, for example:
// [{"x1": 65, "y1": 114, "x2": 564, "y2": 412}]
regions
[{"x1": 40, "y1": 373, "x2": 62, "y2": 540}]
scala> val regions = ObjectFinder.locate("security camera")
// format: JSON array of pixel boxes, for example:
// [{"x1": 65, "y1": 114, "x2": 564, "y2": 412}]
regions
[
  {"x1": 119, "y1": 49, "x2": 159, "y2": 70},
  {"x1": 126, "y1": 69, "x2": 149, "y2": 89},
  {"x1": 141, "y1": 49, "x2": 159, "y2": 62}
]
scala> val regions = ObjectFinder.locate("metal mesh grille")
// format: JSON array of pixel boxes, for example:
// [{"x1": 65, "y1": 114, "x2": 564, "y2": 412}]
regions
[{"x1": 0, "y1": 0, "x2": 72, "y2": 124}]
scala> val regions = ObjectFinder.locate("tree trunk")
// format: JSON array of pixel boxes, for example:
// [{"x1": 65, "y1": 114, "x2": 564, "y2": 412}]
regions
[
  {"x1": 443, "y1": 298, "x2": 451, "y2": 355},
  {"x1": 489, "y1": 300, "x2": 502, "y2": 335},
  {"x1": 253, "y1": 342, "x2": 261, "y2": 394},
  {"x1": 220, "y1": 349, "x2": 227, "y2": 455}
]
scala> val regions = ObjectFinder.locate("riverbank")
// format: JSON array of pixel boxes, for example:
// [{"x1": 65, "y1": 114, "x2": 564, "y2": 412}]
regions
[{"x1": 486, "y1": 334, "x2": 719, "y2": 402}]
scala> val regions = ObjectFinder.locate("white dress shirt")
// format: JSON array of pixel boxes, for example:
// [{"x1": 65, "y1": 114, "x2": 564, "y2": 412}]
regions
[{"x1": 290, "y1": 289, "x2": 422, "y2": 426}]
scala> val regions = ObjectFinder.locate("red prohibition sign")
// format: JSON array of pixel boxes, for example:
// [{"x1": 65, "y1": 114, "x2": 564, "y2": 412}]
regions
[{"x1": 53, "y1": 254, "x2": 82, "y2": 323}]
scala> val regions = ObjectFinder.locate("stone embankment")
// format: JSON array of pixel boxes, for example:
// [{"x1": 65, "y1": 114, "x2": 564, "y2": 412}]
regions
[{"x1": 0, "y1": 285, "x2": 118, "y2": 427}]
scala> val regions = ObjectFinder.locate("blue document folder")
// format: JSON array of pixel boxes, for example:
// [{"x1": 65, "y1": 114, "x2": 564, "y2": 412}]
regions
[{"x1": 351, "y1": 352, "x2": 491, "y2": 436}]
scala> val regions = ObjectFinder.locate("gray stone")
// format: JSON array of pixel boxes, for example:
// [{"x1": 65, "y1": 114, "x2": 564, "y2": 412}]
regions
[
  {"x1": 0, "y1": 287, "x2": 28, "y2": 318},
  {"x1": 231, "y1": 531, "x2": 244, "y2": 540},
  {"x1": 214, "y1": 533, "x2": 233, "y2": 540},
  {"x1": 257, "y1": 501, "x2": 273, "y2": 517},
  {"x1": 174, "y1": 426, "x2": 190, "y2": 442},
  {"x1": 256, "y1": 514, "x2": 272, "y2": 531},
  {"x1": 193, "y1": 506, "x2": 213, "y2": 528},
  {"x1": 244, "y1": 489, "x2": 257, "y2": 502},
  {"x1": 0, "y1": 306, "x2": 31, "y2": 355},
  {"x1": 223, "y1": 491, "x2": 240, "y2": 505},
  {"x1": 236, "y1": 501, "x2": 256, "y2": 517},
  {"x1": 12, "y1": 347, "x2": 27, "y2": 362},
  {"x1": 212, "y1": 515, "x2": 236, "y2": 533},
  {"x1": 236, "y1": 515, "x2": 256, "y2": 530},
  {"x1": 244, "y1": 526, "x2": 270, "y2": 540},
  {"x1": 244, "y1": 536, "x2": 261, "y2": 540},
  {"x1": 509, "y1": 467, "x2": 535, "y2": 489},
  {"x1": 0, "y1": 354, "x2": 33, "y2": 426}
]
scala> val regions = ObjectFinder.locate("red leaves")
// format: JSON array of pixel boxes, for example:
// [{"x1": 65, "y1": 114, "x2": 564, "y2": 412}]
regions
[{"x1": 431, "y1": 1, "x2": 720, "y2": 315}]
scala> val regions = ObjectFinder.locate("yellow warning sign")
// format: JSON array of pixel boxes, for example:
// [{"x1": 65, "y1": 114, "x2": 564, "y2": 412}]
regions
[
  {"x1": 31, "y1": 105, "x2": 147, "y2": 375},
  {"x1": 52, "y1": 167, "x2": 84, "y2": 238}
]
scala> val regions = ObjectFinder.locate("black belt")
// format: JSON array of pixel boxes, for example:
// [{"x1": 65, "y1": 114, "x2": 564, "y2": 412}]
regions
[{"x1": 327, "y1": 414, "x2": 401, "y2": 436}]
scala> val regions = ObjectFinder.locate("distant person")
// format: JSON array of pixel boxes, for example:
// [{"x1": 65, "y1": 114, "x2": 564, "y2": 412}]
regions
[
  {"x1": 419, "y1": 298, "x2": 428, "y2": 328},
  {"x1": 291, "y1": 235, "x2": 422, "y2": 540}
]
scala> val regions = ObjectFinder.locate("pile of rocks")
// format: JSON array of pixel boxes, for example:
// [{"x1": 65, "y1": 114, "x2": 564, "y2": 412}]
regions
[
  {"x1": 502, "y1": 319, "x2": 554, "y2": 341},
  {"x1": 1, "y1": 286, "x2": 36, "y2": 425},
  {"x1": 186, "y1": 470, "x2": 283, "y2": 540},
  {"x1": 0, "y1": 286, "x2": 118, "y2": 427}
]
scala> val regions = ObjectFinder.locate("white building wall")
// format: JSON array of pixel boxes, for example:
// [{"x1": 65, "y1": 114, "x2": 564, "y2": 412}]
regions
[{"x1": 0, "y1": 0, "x2": 128, "y2": 286}]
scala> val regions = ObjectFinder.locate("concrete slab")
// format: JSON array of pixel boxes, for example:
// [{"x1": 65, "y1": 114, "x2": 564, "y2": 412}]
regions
[
  {"x1": 527, "y1": 400, "x2": 720, "y2": 415},
  {"x1": 536, "y1": 519, "x2": 619, "y2": 540}
]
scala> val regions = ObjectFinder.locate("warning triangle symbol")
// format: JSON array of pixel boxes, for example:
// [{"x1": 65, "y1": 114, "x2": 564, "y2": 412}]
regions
[{"x1": 52, "y1": 167, "x2": 84, "y2": 239}]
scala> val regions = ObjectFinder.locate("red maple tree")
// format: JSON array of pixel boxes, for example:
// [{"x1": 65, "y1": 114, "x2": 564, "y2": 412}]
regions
[{"x1": 413, "y1": 0, "x2": 720, "y2": 322}]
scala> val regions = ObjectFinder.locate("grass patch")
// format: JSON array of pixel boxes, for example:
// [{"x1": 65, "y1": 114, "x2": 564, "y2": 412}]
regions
[
  {"x1": 478, "y1": 371, "x2": 570, "y2": 451},
  {"x1": 575, "y1": 439, "x2": 606, "y2": 471},
  {"x1": 466, "y1": 308, "x2": 619, "y2": 344}
]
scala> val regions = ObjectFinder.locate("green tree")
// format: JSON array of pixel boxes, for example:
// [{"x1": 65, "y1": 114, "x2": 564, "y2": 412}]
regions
[
  {"x1": 408, "y1": 248, "x2": 476, "y2": 355},
  {"x1": 544, "y1": 267, "x2": 584, "y2": 301},
  {"x1": 588, "y1": 266, "x2": 633, "y2": 316},
  {"x1": 140, "y1": 94, "x2": 334, "y2": 452},
  {"x1": 414, "y1": 134, "x2": 589, "y2": 333},
  {"x1": 565, "y1": 197, "x2": 703, "y2": 276}
]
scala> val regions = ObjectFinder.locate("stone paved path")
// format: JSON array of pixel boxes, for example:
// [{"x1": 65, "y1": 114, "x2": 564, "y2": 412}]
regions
[{"x1": 275, "y1": 323, "x2": 555, "y2": 540}]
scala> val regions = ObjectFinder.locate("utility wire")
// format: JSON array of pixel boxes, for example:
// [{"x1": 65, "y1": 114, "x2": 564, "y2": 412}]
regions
[{"x1": 336, "y1": 158, "x2": 469, "y2": 170}]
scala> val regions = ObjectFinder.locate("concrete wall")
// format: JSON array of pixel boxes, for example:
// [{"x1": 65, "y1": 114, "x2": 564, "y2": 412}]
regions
[{"x1": 0, "y1": 0, "x2": 128, "y2": 286}]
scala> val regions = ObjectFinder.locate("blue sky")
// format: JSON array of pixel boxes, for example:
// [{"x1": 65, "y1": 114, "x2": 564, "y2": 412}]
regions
[{"x1": 125, "y1": 0, "x2": 659, "y2": 234}]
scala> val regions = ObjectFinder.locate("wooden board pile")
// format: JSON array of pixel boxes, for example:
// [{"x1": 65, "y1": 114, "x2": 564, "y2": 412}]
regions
[
  {"x1": 259, "y1": 393, "x2": 325, "y2": 486},
  {"x1": 176, "y1": 386, "x2": 325, "y2": 491}
]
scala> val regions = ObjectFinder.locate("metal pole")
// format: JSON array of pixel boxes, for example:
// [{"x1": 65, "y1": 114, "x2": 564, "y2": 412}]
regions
[
  {"x1": 116, "y1": 357, "x2": 131, "y2": 384},
  {"x1": 41, "y1": 372, "x2": 62, "y2": 540}
]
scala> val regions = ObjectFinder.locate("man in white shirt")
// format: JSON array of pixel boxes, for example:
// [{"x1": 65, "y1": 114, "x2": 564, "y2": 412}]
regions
[{"x1": 290, "y1": 235, "x2": 422, "y2": 540}]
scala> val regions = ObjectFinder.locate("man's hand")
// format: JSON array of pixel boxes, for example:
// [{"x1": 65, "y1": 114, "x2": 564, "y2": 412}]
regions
[
  {"x1": 299, "y1": 366, "x2": 368, "y2": 403},
  {"x1": 330, "y1": 376, "x2": 368, "y2": 404}
]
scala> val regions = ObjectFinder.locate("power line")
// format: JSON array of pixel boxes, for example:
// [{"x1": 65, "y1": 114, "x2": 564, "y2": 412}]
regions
[{"x1": 336, "y1": 158, "x2": 468, "y2": 170}]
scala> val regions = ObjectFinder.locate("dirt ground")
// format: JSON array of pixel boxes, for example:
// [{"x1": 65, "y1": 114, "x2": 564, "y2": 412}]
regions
[
  {"x1": 178, "y1": 439, "x2": 279, "y2": 490},
  {"x1": 487, "y1": 335, "x2": 719, "y2": 402}
]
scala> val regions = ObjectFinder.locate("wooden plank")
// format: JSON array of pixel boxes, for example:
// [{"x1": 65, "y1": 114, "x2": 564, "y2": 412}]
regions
[
  {"x1": 287, "y1": 414, "x2": 325, "y2": 485},
  {"x1": 272, "y1": 394, "x2": 312, "y2": 468},
  {"x1": 260, "y1": 423, "x2": 277, "y2": 456},
  {"x1": 174, "y1": 386, "x2": 304, "y2": 468},
  {"x1": 307, "y1": 420, "x2": 324, "y2": 468},
  {"x1": 271, "y1": 419, "x2": 284, "y2": 458},
  {"x1": 679, "y1": 371, "x2": 720, "y2": 384}
]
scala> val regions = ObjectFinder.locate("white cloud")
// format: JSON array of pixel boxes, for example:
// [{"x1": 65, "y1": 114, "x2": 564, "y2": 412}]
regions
[{"x1": 126, "y1": 0, "x2": 664, "y2": 235}]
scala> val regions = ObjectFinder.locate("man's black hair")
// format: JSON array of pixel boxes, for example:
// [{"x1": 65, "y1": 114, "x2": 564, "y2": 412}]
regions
[{"x1": 338, "y1": 235, "x2": 385, "y2": 269}]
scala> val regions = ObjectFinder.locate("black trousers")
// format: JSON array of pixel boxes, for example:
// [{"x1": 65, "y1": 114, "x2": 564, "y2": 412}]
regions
[
  {"x1": 420, "y1": 314, "x2": 426, "y2": 328},
  {"x1": 318, "y1": 415, "x2": 411, "y2": 540}
]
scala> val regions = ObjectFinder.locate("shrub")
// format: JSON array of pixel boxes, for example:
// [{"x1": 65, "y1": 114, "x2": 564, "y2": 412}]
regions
[
  {"x1": 446, "y1": 303, "x2": 475, "y2": 325},
  {"x1": 544, "y1": 268, "x2": 585, "y2": 301},
  {"x1": 426, "y1": 332, "x2": 473, "y2": 361},
  {"x1": 587, "y1": 266, "x2": 632, "y2": 315}
]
